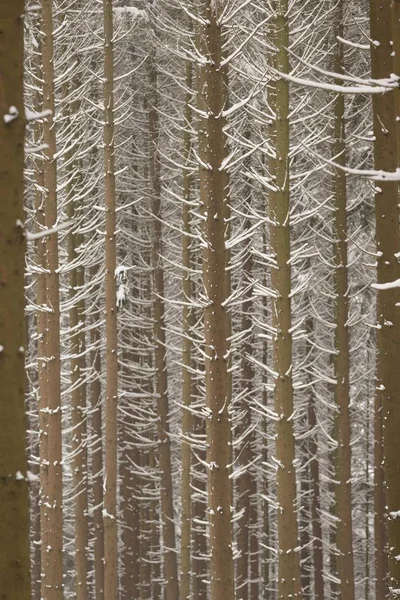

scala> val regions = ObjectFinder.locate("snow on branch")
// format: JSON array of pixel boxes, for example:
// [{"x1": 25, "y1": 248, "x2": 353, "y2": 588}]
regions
[
  {"x1": 269, "y1": 65, "x2": 399, "y2": 95},
  {"x1": 371, "y1": 279, "x2": 400, "y2": 291}
]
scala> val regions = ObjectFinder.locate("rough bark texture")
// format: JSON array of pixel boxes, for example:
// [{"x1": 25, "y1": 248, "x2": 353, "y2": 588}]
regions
[
  {"x1": 370, "y1": 2, "x2": 400, "y2": 597},
  {"x1": 41, "y1": 2, "x2": 64, "y2": 598},
  {"x1": 0, "y1": 3, "x2": 31, "y2": 599},
  {"x1": 332, "y1": 6, "x2": 355, "y2": 599},
  {"x1": 268, "y1": 3, "x2": 302, "y2": 598},
  {"x1": 148, "y1": 45, "x2": 180, "y2": 600},
  {"x1": 198, "y1": 3, "x2": 235, "y2": 600},
  {"x1": 102, "y1": 1, "x2": 119, "y2": 599}
]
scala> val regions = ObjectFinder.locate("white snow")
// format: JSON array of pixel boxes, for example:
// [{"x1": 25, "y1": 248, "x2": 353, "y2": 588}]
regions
[
  {"x1": 371, "y1": 279, "x2": 400, "y2": 291},
  {"x1": 4, "y1": 106, "x2": 19, "y2": 124}
]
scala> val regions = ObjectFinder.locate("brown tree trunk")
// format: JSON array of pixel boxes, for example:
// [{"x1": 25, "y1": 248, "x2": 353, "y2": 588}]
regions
[
  {"x1": 148, "y1": 46, "x2": 180, "y2": 600},
  {"x1": 198, "y1": 3, "x2": 235, "y2": 600},
  {"x1": 42, "y1": 2, "x2": 64, "y2": 598},
  {"x1": 306, "y1": 318, "x2": 324, "y2": 600},
  {"x1": 0, "y1": 3, "x2": 31, "y2": 598},
  {"x1": 89, "y1": 272, "x2": 104, "y2": 600},
  {"x1": 102, "y1": 1, "x2": 119, "y2": 599},
  {"x1": 268, "y1": 3, "x2": 302, "y2": 598},
  {"x1": 370, "y1": 2, "x2": 400, "y2": 596},
  {"x1": 332, "y1": 5, "x2": 355, "y2": 598},
  {"x1": 180, "y1": 50, "x2": 194, "y2": 600}
]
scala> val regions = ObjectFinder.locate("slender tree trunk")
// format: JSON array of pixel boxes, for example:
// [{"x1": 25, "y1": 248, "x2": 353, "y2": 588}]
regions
[
  {"x1": 120, "y1": 410, "x2": 141, "y2": 600},
  {"x1": 370, "y1": 2, "x2": 400, "y2": 596},
  {"x1": 374, "y1": 359, "x2": 388, "y2": 600},
  {"x1": 268, "y1": 3, "x2": 302, "y2": 598},
  {"x1": 237, "y1": 217, "x2": 258, "y2": 600},
  {"x1": 332, "y1": 6, "x2": 355, "y2": 599},
  {"x1": 66, "y1": 147, "x2": 88, "y2": 600},
  {"x1": 306, "y1": 317, "x2": 324, "y2": 600},
  {"x1": 148, "y1": 46, "x2": 180, "y2": 600},
  {"x1": 102, "y1": 1, "x2": 119, "y2": 599},
  {"x1": 42, "y1": 2, "x2": 64, "y2": 598},
  {"x1": 198, "y1": 3, "x2": 234, "y2": 600},
  {"x1": 89, "y1": 271, "x2": 104, "y2": 600},
  {"x1": 180, "y1": 53, "x2": 194, "y2": 600},
  {"x1": 0, "y1": 3, "x2": 31, "y2": 598}
]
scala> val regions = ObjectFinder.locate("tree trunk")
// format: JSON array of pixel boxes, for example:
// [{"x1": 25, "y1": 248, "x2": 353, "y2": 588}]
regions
[
  {"x1": 332, "y1": 5, "x2": 355, "y2": 598},
  {"x1": 306, "y1": 317, "x2": 324, "y2": 600},
  {"x1": 89, "y1": 269, "x2": 104, "y2": 600},
  {"x1": 180, "y1": 52, "x2": 194, "y2": 600},
  {"x1": 268, "y1": 3, "x2": 302, "y2": 598},
  {"x1": 0, "y1": 3, "x2": 31, "y2": 598},
  {"x1": 67, "y1": 211, "x2": 88, "y2": 600},
  {"x1": 370, "y1": 2, "x2": 400, "y2": 596},
  {"x1": 148, "y1": 46, "x2": 180, "y2": 600},
  {"x1": 102, "y1": 1, "x2": 119, "y2": 599},
  {"x1": 198, "y1": 3, "x2": 235, "y2": 600},
  {"x1": 42, "y1": 1, "x2": 64, "y2": 598}
]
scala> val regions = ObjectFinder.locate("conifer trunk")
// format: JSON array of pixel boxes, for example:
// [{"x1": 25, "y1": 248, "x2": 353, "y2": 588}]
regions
[
  {"x1": 198, "y1": 2, "x2": 235, "y2": 599},
  {"x1": 306, "y1": 317, "x2": 324, "y2": 600},
  {"x1": 41, "y1": 1, "x2": 64, "y2": 597},
  {"x1": 0, "y1": 3, "x2": 31, "y2": 598},
  {"x1": 180, "y1": 54, "x2": 194, "y2": 600},
  {"x1": 102, "y1": 1, "x2": 119, "y2": 598},
  {"x1": 268, "y1": 3, "x2": 302, "y2": 598},
  {"x1": 148, "y1": 46, "x2": 180, "y2": 600},
  {"x1": 89, "y1": 270, "x2": 104, "y2": 600},
  {"x1": 370, "y1": 2, "x2": 400, "y2": 596},
  {"x1": 332, "y1": 5, "x2": 355, "y2": 598}
]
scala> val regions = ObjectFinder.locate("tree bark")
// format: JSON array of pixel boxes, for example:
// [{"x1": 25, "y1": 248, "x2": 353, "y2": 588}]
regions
[
  {"x1": 332, "y1": 5, "x2": 355, "y2": 598},
  {"x1": 198, "y1": 3, "x2": 235, "y2": 600},
  {"x1": 268, "y1": 3, "x2": 302, "y2": 598},
  {"x1": 180, "y1": 52, "x2": 194, "y2": 600},
  {"x1": 370, "y1": 2, "x2": 400, "y2": 596},
  {"x1": 102, "y1": 1, "x2": 119, "y2": 599},
  {"x1": 148, "y1": 45, "x2": 180, "y2": 600},
  {"x1": 0, "y1": 3, "x2": 31, "y2": 598},
  {"x1": 41, "y1": 1, "x2": 64, "y2": 598},
  {"x1": 89, "y1": 268, "x2": 104, "y2": 600}
]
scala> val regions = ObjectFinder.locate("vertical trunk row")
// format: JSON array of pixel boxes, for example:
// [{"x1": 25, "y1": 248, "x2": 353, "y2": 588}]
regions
[
  {"x1": 148, "y1": 45, "x2": 180, "y2": 600},
  {"x1": 0, "y1": 2, "x2": 31, "y2": 598},
  {"x1": 268, "y1": 3, "x2": 302, "y2": 598},
  {"x1": 370, "y1": 2, "x2": 400, "y2": 597},
  {"x1": 102, "y1": 1, "x2": 119, "y2": 599},
  {"x1": 332, "y1": 5, "x2": 355, "y2": 599},
  {"x1": 198, "y1": 2, "x2": 235, "y2": 600},
  {"x1": 41, "y1": 2, "x2": 64, "y2": 598}
]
